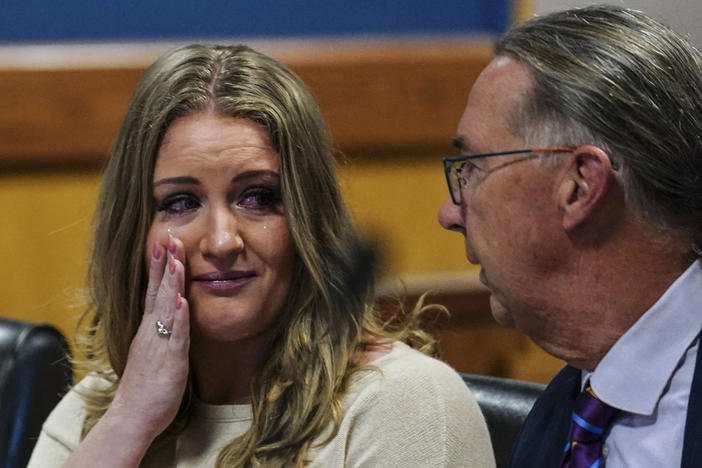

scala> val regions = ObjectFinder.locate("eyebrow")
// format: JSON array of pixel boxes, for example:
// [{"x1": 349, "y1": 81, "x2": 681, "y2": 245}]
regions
[
  {"x1": 153, "y1": 170, "x2": 280, "y2": 188},
  {"x1": 451, "y1": 136, "x2": 477, "y2": 154},
  {"x1": 233, "y1": 170, "x2": 280, "y2": 184},
  {"x1": 153, "y1": 176, "x2": 199, "y2": 188}
]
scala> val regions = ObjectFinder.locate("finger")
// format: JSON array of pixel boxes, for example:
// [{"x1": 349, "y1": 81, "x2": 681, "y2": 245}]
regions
[
  {"x1": 167, "y1": 234, "x2": 187, "y2": 267},
  {"x1": 168, "y1": 234, "x2": 187, "y2": 297},
  {"x1": 156, "y1": 252, "x2": 183, "y2": 325},
  {"x1": 169, "y1": 294, "x2": 190, "y2": 349},
  {"x1": 144, "y1": 242, "x2": 166, "y2": 315},
  {"x1": 169, "y1": 253, "x2": 186, "y2": 306}
]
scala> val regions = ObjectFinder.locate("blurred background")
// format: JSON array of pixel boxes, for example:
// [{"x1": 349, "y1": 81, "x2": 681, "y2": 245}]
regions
[{"x1": 1, "y1": 0, "x2": 700, "y2": 384}]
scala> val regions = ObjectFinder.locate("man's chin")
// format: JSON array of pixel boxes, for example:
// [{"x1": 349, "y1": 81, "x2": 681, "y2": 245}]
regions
[{"x1": 488, "y1": 294, "x2": 516, "y2": 328}]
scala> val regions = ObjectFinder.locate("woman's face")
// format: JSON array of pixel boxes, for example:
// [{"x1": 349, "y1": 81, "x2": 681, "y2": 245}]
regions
[{"x1": 145, "y1": 111, "x2": 296, "y2": 343}]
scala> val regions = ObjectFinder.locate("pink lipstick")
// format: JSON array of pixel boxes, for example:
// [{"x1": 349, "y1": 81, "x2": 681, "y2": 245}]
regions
[{"x1": 191, "y1": 271, "x2": 257, "y2": 291}]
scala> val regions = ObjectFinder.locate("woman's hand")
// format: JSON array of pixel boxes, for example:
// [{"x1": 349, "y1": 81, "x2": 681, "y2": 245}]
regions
[
  {"x1": 110, "y1": 234, "x2": 190, "y2": 437},
  {"x1": 65, "y1": 235, "x2": 190, "y2": 467}
]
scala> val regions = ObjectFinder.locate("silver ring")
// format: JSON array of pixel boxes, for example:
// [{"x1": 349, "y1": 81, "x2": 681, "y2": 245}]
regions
[{"x1": 156, "y1": 320, "x2": 171, "y2": 336}]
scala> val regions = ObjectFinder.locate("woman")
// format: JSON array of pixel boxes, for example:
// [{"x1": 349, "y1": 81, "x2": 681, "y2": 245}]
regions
[{"x1": 29, "y1": 44, "x2": 495, "y2": 467}]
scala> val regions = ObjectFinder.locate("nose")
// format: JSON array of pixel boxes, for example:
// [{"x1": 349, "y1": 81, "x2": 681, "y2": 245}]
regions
[
  {"x1": 200, "y1": 206, "x2": 244, "y2": 261},
  {"x1": 438, "y1": 196, "x2": 466, "y2": 235}
]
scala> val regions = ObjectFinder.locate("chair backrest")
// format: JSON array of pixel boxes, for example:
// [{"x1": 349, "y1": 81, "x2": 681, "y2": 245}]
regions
[
  {"x1": 0, "y1": 318, "x2": 73, "y2": 468},
  {"x1": 461, "y1": 373, "x2": 544, "y2": 468}
]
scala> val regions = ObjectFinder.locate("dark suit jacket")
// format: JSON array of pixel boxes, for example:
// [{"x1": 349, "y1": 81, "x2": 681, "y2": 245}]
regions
[{"x1": 510, "y1": 339, "x2": 702, "y2": 467}]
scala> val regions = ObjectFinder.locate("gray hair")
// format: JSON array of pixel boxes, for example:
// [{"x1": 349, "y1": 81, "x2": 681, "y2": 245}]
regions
[{"x1": 496, "y1": 5, "x2": 702, "y2": 257}]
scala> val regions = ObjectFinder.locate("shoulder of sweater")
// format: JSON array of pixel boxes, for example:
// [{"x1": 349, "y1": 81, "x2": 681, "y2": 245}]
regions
[
  {"x1": 372, "y1": 341, "x2": 466, "y2": 383},
  {"x1": 349, "y1": 341, "x2": 473, "y2": 406},
  {"x1": 40, "y1": 373, "x2": 113, "y2": 449},
  {"x1": 337, "y1": 341, "x2": 489, "y2": 455}
]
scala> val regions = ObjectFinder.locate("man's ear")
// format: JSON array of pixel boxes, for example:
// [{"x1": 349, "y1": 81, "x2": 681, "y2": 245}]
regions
[{"x1": 558, "y1": 145, "x2": 614, "y2": 232}]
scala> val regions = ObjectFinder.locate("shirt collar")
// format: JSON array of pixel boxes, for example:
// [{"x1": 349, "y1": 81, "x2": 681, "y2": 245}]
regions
[{"x1": 585, "y1": 260, "x2": 702, "y2": 415}]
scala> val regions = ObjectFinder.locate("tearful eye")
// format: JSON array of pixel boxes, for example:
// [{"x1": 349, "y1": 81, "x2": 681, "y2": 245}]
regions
[
  {"x1": 238, "y1": 187, "x2": 281, "y2": 211},
  {"x1": 156, "y1": 194, "x2": 201, "y2": 215}
]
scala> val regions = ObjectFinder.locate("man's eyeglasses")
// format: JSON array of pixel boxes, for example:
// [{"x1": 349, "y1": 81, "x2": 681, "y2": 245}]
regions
[{"x1": 442, "y1": 147, "x2": 575, "y2": 205}]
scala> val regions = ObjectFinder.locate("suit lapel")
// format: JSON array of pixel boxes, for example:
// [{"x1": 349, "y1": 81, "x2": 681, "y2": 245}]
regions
[
  {"x1": 512, "y1": 328, "x2": 702, "y2": 468},
  {"x1": 510, "y1": 365, "x2": 581, "y2": 467},
  {"x1": 682, "y1": 335, "x2": 702, "y2": 468}
]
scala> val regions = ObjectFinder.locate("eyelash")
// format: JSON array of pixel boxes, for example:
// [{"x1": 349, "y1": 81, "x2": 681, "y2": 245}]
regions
[
  {"x1": 155, "y1": 187, "x2": 281, "y2": 217},
  {"x1": 238, "y1": 186, "x2": 281, "y2": 210},
  {"x1": 156, "y1": 193, "x2": 200, "y2": 215}
]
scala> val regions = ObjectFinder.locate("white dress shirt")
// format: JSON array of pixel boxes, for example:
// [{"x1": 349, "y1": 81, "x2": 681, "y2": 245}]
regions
[{"x1": 582, "y1": 260, "x2": 702, "y2": 467}]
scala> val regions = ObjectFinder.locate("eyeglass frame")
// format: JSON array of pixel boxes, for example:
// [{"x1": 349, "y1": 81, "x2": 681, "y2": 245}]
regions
[{"x1": 442, "y1": 147, "x2": 576, "y2": 205}]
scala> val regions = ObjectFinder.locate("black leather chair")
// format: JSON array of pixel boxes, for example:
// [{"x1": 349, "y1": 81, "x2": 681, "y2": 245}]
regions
[
  {"x1": 0, "y1": 318, "x2": 73, "y2": 468},
  {"x1": 461, "y1": 373, "x2": 545, "y2": 468}
]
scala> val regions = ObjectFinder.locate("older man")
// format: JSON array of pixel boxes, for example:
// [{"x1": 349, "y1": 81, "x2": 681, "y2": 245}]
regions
[{"x1": 438, "y1": 5, "x2": 702, "y2": 468}]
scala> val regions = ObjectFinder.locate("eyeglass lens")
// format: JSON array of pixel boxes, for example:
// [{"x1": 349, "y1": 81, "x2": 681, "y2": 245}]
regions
[{"x1": 451, "y1": 162, "x2": 463, "y2": 202}]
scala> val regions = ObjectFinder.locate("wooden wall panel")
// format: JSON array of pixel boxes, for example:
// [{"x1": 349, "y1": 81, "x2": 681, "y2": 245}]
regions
[
  {"x1": 0, "y1": 69, "x2": 143, "y2": 164},
  {"x1": 0, "y1": 40, "x2": 493, "y2": 164},
  {"x1": 0, "y1": 39, "x2": 563, "y2": 384},
  {"x1": 289, "y1": 43, "x2": 493, "y2": 153}
]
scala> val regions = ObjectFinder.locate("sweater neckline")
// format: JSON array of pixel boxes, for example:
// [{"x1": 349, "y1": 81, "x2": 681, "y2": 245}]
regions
[{"x1": 191, "y1": 398, "x2": 253, "y2": 422}]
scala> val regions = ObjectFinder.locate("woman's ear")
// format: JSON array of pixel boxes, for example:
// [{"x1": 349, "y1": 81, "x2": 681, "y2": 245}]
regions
[{"x1": 558, "y1": 145, "x2": 614, "y2": 232}]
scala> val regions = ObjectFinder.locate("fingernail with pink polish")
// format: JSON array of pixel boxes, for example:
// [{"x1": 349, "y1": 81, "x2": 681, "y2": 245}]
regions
[
  {"x1": 167, "y1": 234, "x2": 176, "y2": 254},
  {"x1": 176, "y1": 293, "x2": 183, "y2": 309},
  {"x1": 168, "y1": 255, "x2": 176, "y2": 274},
  {"x1": 152, "y1": 242, "x2": 162, "y2": 260}
]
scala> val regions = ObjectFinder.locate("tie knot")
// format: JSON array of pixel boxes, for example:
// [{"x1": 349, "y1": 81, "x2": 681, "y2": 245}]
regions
[{"x1": 570, "y1": 387, "x2": 620, "y2": 442}]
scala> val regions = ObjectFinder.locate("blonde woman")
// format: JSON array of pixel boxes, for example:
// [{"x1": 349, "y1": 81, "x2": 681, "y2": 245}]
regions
[{"x1": 29, "y1": 44, "x2": 495, "y2": 467}]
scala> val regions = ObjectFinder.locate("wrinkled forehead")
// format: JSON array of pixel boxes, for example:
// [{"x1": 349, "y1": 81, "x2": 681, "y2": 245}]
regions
[{"x1": 456, "y1": 56, "x2": 532, "y2": 153}]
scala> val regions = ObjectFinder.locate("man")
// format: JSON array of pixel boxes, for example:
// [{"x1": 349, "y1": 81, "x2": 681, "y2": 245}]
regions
[{"x1": 438, "y1": 5, "x2": 702, "y2": 468}]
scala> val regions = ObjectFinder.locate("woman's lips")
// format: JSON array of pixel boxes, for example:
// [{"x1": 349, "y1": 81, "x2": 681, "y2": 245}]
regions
[{"x1": 191, "y1": 271, "x2": 257, "y2": 291}]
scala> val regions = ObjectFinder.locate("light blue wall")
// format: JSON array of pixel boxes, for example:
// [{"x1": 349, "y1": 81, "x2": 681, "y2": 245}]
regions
[
  {"x1": 2, "y1": 0, "x2": 510, "y2": 43},
  {"x1": 533, "y1": 0, "x2": 702, "y2": 47}
]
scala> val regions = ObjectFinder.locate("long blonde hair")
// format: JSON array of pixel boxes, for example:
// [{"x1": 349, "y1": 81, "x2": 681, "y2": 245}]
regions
[{"x1": 77, "y1": 44, "x2": 439, "y2": 466}]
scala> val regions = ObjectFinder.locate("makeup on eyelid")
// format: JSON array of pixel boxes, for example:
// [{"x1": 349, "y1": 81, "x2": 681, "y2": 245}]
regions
[{"x1": 144, "y1": 113, "x2": 296, "y2": 343}]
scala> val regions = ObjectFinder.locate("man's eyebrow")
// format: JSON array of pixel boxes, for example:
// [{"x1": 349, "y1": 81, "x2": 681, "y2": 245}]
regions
[{"x1": 451, "y1": 136, "x2": 476, "y2": 154}]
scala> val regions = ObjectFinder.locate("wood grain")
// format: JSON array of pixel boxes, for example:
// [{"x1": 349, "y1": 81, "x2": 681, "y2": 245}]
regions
[
  {"x1": 0, "y1": 39, "x2": 492, "y2": 165},
  {"x1": 0, "y1": 39, "x2": 563, "y2": 383}
]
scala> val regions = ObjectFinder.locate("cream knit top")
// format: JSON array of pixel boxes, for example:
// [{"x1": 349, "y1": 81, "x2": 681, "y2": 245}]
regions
[{"x1": 29, "y1": 342, "x2": 496, "y2": 467}]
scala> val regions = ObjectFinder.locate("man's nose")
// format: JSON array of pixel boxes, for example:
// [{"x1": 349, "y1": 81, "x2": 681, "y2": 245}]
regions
[{"x1": 438, "y1": 197, "x2": 466, "y2": 234}]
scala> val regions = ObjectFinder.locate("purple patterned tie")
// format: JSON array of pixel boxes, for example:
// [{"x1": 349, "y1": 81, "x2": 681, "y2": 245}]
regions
[{"x1": 560, "y1": 386, "x2": 620, "y2": 468}]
